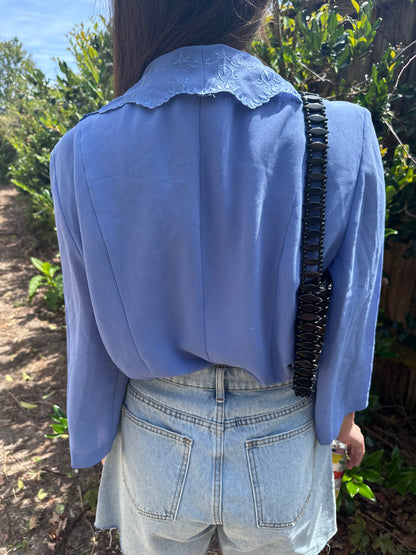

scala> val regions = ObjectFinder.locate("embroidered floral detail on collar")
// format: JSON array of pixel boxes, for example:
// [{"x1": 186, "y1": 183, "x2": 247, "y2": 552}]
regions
[{"x1": 98, "y1": 44, "x2": 301, "y2": 114}]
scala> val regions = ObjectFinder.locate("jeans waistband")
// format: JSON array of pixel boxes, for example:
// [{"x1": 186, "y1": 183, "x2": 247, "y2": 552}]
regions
[{"x1": 130, "y1": 365, "x2": 293, "y2": 394}]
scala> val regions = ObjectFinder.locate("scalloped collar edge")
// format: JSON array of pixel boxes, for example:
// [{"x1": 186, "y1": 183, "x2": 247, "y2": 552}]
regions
[{"x1": 88, "y1": 44, "x2": 301, "y2": 118}]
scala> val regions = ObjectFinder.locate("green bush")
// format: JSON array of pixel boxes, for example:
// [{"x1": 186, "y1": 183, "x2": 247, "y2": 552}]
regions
[
  {"x1": 0, "y1": 38, "x2": 35, "y2": 183},
  {"x1": 28, "y1": 257, "x2": 64, "y2": 312},
  {"x1": 251, "y1": 0, "x2": 416, "y2": 365},
  {"x1": 251, "y1": 0, "x2": 416, "y2": 251},
  {"x1": 0, "y1": 114, "x2": 16, "y2": 184},
  {"x1": 45, "y1": 405, "x2": 68, "y2": 438},
  {"x1": 2, "y1": 18, "x2": 113, "y2": 230}
]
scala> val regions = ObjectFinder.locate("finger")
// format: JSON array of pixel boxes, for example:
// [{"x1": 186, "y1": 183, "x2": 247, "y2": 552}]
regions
[
  {"x1": 346, "y1": 449, "x2": 355, "y2": 469},
  {"x1": 347, "y1": 443, "x2": 364, "y2": 469}
]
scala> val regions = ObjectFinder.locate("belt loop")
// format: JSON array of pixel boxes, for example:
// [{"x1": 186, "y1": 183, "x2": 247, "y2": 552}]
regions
[{"x1": 216, "y1": 366, "x2": 225, "y2": 403}]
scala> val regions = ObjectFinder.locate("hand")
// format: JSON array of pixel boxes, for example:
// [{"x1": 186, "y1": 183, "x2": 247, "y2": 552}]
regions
[
  {"x1": 101, "y1": 456, "x2": 106, "y2": 465},
  {"x1": 337, "y1": 412, "x2": 365, "y2": 469}
]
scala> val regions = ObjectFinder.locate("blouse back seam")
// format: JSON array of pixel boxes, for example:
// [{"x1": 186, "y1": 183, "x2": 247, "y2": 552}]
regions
[
  {"x1": 50, "y1": 150, "x2": 84, "y2": 261},
  {"x1": 77, "y1": 122, "x2": 151, "y2": 372},
  {"x1": 198, "y1": 92, "x2": 210, "y2": 361}
]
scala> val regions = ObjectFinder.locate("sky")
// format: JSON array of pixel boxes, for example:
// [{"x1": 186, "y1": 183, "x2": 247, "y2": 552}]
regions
[{"x1": 1, "y1": 0, "x2": 109, "y2": 80}]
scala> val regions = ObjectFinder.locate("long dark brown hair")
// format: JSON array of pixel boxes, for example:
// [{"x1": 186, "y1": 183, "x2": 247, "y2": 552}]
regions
[{"x1": 111, "y1": 0, "x2": 270, "y2": 97}]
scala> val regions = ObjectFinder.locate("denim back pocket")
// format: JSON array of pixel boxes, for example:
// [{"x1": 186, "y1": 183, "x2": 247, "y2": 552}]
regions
[
  {"x1": 121, "y1": 404, "x2": 193, "y2": 521},
  {"x1": 245, "y1": 419, "x2": 315, "y2": 528}
]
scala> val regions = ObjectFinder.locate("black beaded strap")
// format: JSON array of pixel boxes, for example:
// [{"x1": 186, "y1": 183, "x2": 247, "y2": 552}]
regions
[{"x1": 292, "y1": 92, "x2": 333, "y2": 397}]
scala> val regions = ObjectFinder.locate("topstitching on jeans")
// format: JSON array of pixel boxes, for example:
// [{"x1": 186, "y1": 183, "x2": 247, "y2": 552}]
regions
[
  {"x1": 158, "y1": 373, "x2": 293, "y2": 391},
  {"x1": 120, "y1": 405, "x2": 193, "y2": 521},
  {"x1": 126, "y1": 382, "x2": 313, "y2": 431},
  {"x1": 245, "y1": 418, "x2": 315, "y2": 448},
  {"x1": 225, "y1": 397, "x2": 312, "y2": 428},
  {"x1": 213, "y1": 366, "x2": 225, "y2": 524},
  {"x1": 158, "y1": 377, "x2": 215, "y2": 390},
  {"x1": 121, "y1": 404, "x2": 193, "y2": 445},
  {"x1": 127, "y1": 383, "x2": 216, "y2": 430},
  {"x1": 120, "y1": 449, "x2": 191, "y2": 522}
]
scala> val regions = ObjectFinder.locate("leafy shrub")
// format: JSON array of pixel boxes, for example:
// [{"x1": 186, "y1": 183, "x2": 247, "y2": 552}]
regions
[
  {"x1": 251, "y1": 0, "x2": 416, "y2": 367},
  {"x1": 45, "y1": 405, "x2": 68, "y2": 439},
  {"x1": 0, "y1": 38, "x2": 35, "y2": 183},
  {"x1": 28, "y1": 257, "x2": 64, "y2": 312},
  {"x1": 3, "y1": 18, "x2": 113, "y2": 231},
  {"x1": 0, "y1": 114, "x2": 16, "y2": 183}
]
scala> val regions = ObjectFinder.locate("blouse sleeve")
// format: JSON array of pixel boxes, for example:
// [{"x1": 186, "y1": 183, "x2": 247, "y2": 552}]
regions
[
  {"x1": 50, "y1": 131, "x2": 128, "y2": 469},
  {"x1": 314, "y1": 108, "x2": 386, "y2": 445}
]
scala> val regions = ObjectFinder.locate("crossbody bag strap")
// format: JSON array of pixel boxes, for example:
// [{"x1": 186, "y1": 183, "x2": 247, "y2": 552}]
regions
[{"x1": 292, "y1": 92, "x2": 333, "y2": 397}]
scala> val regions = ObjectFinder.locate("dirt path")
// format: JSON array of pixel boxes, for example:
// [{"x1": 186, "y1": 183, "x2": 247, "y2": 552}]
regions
[{"x1": 0, "y1": 185, "x2": 121, "y2": 554}]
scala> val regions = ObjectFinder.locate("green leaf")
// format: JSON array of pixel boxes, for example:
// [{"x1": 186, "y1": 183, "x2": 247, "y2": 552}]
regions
[
  {"x1": 83, "y1": 487, "x2": 98, "y2": 510},
  {"x1": 337, "y1": 47, "x2": 350, "y2": 69},
  {"x1": 41, "y1": 262, "x2": 52, "y2": 274},
  {"x1": 52, "y1": 405, "x2": 67, "y2": 419},
  {"x1": 357, "y1": 483, "x2": 376, "y2": 501},
  {"x1": 30, "y1": 257, "x2": 46, "y2": 273},
  {"x1": 349, "y1": 35, "x2": 358, "y2": 48},
  {"x1": 84, "y1": 55, "x2": 100, "y2": 85},
  {"x1": 384, "y1": 228, "x2": 398, "y2": 239},
  {"x1": 28, "y1": 275, "x2": 44, "y2": 303},
  {"x1": 346, "y1": 480, "x2": 360, "y2": 497},
  {"x1": 348, "y1": 470, "x2": 364, "y2": 482},
  {"x1": 311, "y1": 24, "x2": 322, "y2": 50},
  {"x1": 88, "y1": 45, "x2": 98, "y2": 59},
  {"x1": 296, "y1": 12, "x2": 309, "y2": 37},
  {"x1": 50, "y1": 265, "x2": 61, "y2": 277},
  {"x1": 327, "y1": 10, "x2": 338, "y2": 34},
  {"x1": 363, "y1": 451, "x2": 384, "y2": 470},
  {"x1": 360, "y1": 468, "x2": 384, "y2": 483},
  {"x1": 51, "y1": 424, "x2": 66, "y2": 434},
  {"x1": 373, "y1": 532, "x2": 397, "y2": 554},
  {"x1": 44, "y1": 289, "x2": 59, "y2": 311}
]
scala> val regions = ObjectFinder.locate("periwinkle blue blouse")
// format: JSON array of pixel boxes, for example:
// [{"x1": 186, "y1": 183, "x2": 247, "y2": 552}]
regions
[{"x1": 50, "y1": 44, "x2": 385, "y2": 469}]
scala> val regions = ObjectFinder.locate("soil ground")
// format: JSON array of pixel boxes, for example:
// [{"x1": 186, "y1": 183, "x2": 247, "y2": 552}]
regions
[{"x1": 1, "y1": 184, "x2": 415, "y2": 554}]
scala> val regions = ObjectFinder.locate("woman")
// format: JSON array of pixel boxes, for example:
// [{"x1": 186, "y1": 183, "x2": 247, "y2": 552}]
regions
[{"x1": 50, "y1": 1, "x2": 385, "y2": 553}]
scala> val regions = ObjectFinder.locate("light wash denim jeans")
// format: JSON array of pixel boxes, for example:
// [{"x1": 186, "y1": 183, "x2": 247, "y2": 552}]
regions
[{"x1": 95, "y1": 366, "x2": 337, "y2": 554}]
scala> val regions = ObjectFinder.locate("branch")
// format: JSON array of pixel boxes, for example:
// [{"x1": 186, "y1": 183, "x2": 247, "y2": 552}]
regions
[
  {"x1": 394, "y1": 53, "x2": 416, "y2": 89},
  {"x1": 395, "y1": 39, "x2": 416, "y2": 61},
  {"x1": 272, "y1": 0, "x2": 283, "y2": 47},
  {"x1": 383, "y1": 119, "x2": 416, "y2": 165},
  {"x1": 296, "y1": 60, "x2": 333, "y2": 83}
]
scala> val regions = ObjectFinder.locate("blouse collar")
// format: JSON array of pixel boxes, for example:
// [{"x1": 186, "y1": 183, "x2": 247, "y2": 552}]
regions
[{"x1": 98, "y1": 43, "x2": 301, "y2": 114}]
